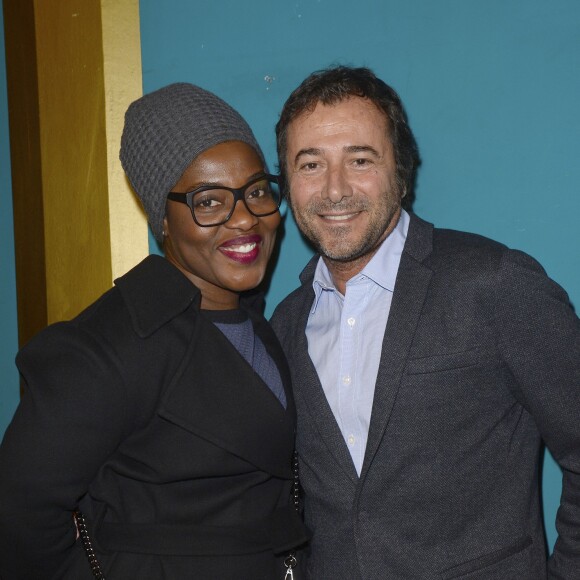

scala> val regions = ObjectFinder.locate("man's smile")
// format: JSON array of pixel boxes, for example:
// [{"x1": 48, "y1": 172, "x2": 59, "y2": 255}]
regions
[{"x1": 321, "y1": 212, "x2": 360, "y2": 221}]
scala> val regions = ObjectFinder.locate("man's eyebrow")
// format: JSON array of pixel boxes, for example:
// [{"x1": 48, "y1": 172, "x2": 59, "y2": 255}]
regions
[
  {"x1": 294, "y1": 148, "x2": 322, "y2": 165},
  {"x1": 293, "y1": 145, "x2": 380, "y2": 165},
  {"x1": 344, "y1": 145, "x2": 380, "y2": 157}
]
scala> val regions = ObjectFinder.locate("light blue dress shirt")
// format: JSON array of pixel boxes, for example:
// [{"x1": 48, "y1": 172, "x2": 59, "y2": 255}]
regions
[{"x1": 305, "y1": 209, "x2": 410, "y2": 475}]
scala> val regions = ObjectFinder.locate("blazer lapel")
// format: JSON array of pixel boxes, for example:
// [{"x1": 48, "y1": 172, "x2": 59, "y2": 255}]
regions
[
  {"x1": 360, "y1": 215, "x2": 434, "y2": 478},
  {"x1": 291, "y1": 273, "x2": 359, "y2": 484}
]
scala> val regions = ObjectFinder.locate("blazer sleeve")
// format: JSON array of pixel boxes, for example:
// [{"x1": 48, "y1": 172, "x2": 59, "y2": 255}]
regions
[
  {"x1": 0, "y1": 323, "x2": 128, "y2": 579},
  {"x1": 493, "y1": 249, "x2": 580, "y2": 579}
]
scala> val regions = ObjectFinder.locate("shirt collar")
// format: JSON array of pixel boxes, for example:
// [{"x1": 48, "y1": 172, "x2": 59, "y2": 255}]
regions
[{"x1": 311, "y1": 209, "x2": 410, "y2": 313}]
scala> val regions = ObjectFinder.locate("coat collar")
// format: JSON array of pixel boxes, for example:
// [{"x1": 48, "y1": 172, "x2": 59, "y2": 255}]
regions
[
  {"x1": 114, "y1": 256, "x2": 200, "y2": 338},
  {"x1": 114, "y1": 255, "x2": 266, "y2": 338}
]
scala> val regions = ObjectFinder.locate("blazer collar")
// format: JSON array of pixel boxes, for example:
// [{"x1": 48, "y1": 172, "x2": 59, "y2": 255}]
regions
[
  {"x1": 299, "y1": 255, "x2": 320, "y2": 286},
  {"x1": 401, "y1": 212, "x2": 433, "y2": 263}
]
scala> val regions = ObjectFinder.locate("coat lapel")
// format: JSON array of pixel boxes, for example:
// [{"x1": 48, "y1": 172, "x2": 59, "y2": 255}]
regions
[
  {"x1": 158, "y1": 315, "x2": 295, "y2": 478},
  {"x1": 360, "y1": 215, "x2": 434, "y2": 478}
]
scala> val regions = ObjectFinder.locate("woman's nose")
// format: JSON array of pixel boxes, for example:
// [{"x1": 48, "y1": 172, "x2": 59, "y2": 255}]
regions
[{"x1": 225, "y1": 198, "x2": 259, "y2": 230}]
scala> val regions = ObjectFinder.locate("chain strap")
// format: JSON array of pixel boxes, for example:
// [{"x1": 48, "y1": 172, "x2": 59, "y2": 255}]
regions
[
  {"x1": 291, "y1": 450, "x2": 300, "y2": 512},
  {"x1": 284, "y1": 450, "x2": 300, "y2": 579},
  {"x1": 74, "y1": 510, "x2": 106, "y2": 580}
]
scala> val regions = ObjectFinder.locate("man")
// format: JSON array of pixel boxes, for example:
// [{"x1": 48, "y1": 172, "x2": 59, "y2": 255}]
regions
[{"x1": 271, "y1": 66, "x2": 580, "y2": 579}]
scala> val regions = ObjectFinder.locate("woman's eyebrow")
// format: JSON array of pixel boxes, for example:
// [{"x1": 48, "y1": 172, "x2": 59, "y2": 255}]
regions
[{"x1": 184, "y1": 172, "x2": 267, "y2": 191}]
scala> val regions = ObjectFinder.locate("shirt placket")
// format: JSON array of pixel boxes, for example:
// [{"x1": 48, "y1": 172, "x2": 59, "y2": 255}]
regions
[{"x1": 338, "y1": 278, "x2": 369, "y2": 473}]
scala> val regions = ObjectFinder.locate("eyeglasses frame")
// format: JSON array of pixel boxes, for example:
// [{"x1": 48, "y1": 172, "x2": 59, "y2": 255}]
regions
[{"x1": 167, "y1": 173, "x2": 282, "y2": 227}]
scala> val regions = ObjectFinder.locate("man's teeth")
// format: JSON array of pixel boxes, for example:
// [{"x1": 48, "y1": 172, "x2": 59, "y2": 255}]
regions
[
  {"x1": 226, "y1": 243, "x2": 257, "y2": 254},
  {"x1": 324, "y1": 213, "x2": 356, "y2": 221}
]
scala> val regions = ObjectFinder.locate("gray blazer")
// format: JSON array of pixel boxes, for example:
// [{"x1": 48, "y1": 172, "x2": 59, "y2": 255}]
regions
[{"x1": 271, "y1": 214, "x2": 580, "y2": 580}]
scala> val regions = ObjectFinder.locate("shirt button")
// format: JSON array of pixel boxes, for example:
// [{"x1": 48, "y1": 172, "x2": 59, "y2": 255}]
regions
[
  {"x1": 342, "y1": 375, "x2": 351, "y2": 385},
  {"x1": 348, "y1": 434, "x2": 355, "y2": 445},
  {"x1": 347, "y1": 317, "x2": 356, "y2": 328}
]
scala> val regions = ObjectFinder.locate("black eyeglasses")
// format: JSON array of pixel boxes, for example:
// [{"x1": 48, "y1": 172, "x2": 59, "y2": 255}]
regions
[{"x1": 167, "y1": 174, "x2": 282, "y2": 227}]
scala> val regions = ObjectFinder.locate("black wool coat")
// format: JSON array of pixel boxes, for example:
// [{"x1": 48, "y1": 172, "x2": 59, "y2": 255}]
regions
[{"x1": 0, "y1": 255, "x2": 307, "y2": 579}]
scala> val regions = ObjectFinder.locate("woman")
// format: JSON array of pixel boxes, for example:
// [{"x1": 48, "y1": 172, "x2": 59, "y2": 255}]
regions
[{"x1": 0, "y1": 83, "x2": 307, "y2": 579}]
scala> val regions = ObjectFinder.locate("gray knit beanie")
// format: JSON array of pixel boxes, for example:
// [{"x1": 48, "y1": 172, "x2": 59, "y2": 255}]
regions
[{"x1": 120, "y1": 83, "x2": 264, "y2": 242}]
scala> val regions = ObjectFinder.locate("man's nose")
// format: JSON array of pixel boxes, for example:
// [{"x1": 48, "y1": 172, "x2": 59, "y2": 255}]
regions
[{"x1": 321, "y1": 165, "x2": 353, "y2": 203}]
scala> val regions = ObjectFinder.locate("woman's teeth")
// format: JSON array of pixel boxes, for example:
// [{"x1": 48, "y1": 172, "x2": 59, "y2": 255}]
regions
[{"x1": 227, "y1": 242, "x2": 257, "y2": 253}]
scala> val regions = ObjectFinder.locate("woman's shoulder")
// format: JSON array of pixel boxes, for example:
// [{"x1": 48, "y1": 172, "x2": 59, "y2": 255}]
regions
[
  {"x1": 20, "y1": 256, "x2": 201, "y2": 371},
  {"x1": 16, "y1": 257, "x2": 205, "y2": 422},
  {"x1": 113, "y1": 255, "x2": 201, "y2": 337},
  {"x1": 76, "y1": 255, "x2": 201, "y2": 337}
]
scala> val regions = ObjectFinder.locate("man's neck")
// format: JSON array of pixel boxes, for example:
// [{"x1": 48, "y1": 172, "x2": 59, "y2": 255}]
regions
[
  {"x1": 323, "y1": 208, "x2": 401, "y2": 295},
  {"x1": 323, "y1": 251, "x2": 378, "y2": 295}
]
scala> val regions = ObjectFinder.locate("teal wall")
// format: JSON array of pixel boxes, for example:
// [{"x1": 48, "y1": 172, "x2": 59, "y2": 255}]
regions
[
  {"x1": 140, "y1": 0, "x2": 579, "y2": 552},
  {"x1": 0, "y1": 0, "x2": 19, "y2": 441},
  {"x1": 0, "y1": 0, "x2": 578, "y2": 555}
]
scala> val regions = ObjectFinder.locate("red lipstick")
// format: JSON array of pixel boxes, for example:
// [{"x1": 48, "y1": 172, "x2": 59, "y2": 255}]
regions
[{"x1": 219, "y1": 234, "x2": 262, "y2": 264}]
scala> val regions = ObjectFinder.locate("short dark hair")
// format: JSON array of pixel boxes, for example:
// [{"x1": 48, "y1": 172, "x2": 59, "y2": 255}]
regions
[{"x1": 276, "y1": 65, "x2": 420, "y2": 208}]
